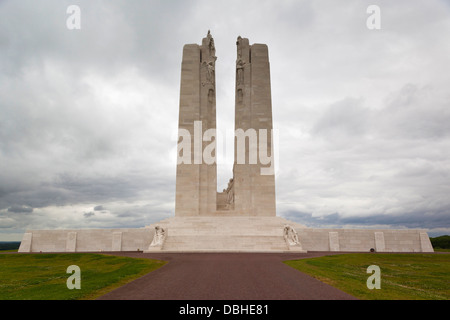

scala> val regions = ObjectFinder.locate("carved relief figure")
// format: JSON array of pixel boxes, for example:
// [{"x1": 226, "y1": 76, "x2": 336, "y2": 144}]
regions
[
  {"x1": 236, "y1": 58, "x2": 245, "y2": 85},
  {"x1": 200, "y1": 31, "x2": 217, "y2": 86},
  {"x1": 208, "y1": 89, "x2": 214, "y2": 105},
  {"x1": 206, "y1": 60, "x2": 215, "y2": 84},
  {"x1": 236, "y1": 35, "x2": 243, "y2": 59},
  {"x1": 283, "y1": 225, "x2": 300, "y2": 246},
  {"x1": 226, "y1": 178, "x2": 235, "y2": 205},
  {"x1": 150, "y1": 226, "x2": 166, "y2": 247},
  {"x1": 237, "y1": 89, "x2": 243, "y2": 103},
  {"x1": 207, "y1": 30, "x2": 216, "y2": 59},
  {"x1": 201, "y1": 60, "x2": 216, "y2": 86}
]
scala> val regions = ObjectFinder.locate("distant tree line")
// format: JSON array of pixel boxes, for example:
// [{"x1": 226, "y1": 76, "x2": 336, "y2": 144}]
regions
[
  {"x1": 0, "y1": 242, "x2": 21, "y2": 251},
  {"x1": 430, "y1": 236, "x2": 450, "y2": 249}
]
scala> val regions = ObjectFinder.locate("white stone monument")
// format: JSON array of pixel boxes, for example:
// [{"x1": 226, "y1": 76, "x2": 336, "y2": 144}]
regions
[{"x1": 18, "y1": 32, "x2": 434, "y2": 253}]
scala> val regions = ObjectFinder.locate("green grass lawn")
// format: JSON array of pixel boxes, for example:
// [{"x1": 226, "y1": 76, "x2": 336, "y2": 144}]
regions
[
  {"x1": 0, "y1": 253, "x2": 167, "y2": 300},
  {"x1": 284, "y1": 253, "x2": 450, "y2": 300}
]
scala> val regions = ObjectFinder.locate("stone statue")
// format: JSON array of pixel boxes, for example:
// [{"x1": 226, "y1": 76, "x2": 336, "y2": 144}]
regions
[
  {"x1": 236, "y1": 36, "x2": 243, "y2": 59},
  {"x1": 150, "y1": 226, "x2": 166, "y2": 247},
  {"x1": 201, "y1": 60, "x2": 216, "y2": 85},
  {"x1": 226, "y1": 178, "x2": 234, "y2": 205},
  {"x1": 208, "y1": 89, "x2": 214, "y2": 104},
  {"x1": 283, "y1": 225, "x2": 300, "y2": 246},
  {"x1": 201, "y1": 32, "x2": 217, "y2": 86},
  {"x1": 207, "y1": 30, "x2": 216, "y2": 59},
  {"x1": 236, "y1": 58, "x2": 245, "y2": 85}
]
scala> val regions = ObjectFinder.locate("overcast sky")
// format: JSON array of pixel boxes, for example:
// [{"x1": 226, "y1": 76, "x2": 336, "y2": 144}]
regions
[{"x1": 1, "y1": 0, "x2": 450, "y2": 240}]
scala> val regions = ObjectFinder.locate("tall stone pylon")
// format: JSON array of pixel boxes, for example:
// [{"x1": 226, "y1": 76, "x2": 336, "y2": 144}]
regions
[
  {"x1": 232, "y1": 36, "x2": 276, "y2": 216},
  {"x1": 175, "y1": 33, "x2": 276, "y2": 217},
  {"x1": 175, "y1": 31, "x2": 217, "y2": 216}
]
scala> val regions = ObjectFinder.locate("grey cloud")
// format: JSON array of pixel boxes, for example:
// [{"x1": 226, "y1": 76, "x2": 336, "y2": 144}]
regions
[
  {"x1": 50, "y1": 172, "x2": 174, "y2": 210},
  {"x1": 283, "y1": 209, "x2": 450, "y2": 231},
  {"x1": 94, "y1": 205, "x2": 104, "y2": 211},
  {"x1": 376, "y1": 84, "x2": 450, "y2": 140},
  {"x1": 83, "y1": 211, "x2": 95, "y2": 218},
  {"x1": 7, "y1": 205, "x2": 33, "y2": 213},
  {"x1": 309, "y1": 83, "x2": 450, "y2": 144},
  {"x1": 0, "y1": 170, "x2": 175, "y2": 213},
  {"x1": 0, "y1": 186, "x2": 72, "y2": 211},
  {"x1": 312, "y1": 97, "x2": 370, "y2": 138}
]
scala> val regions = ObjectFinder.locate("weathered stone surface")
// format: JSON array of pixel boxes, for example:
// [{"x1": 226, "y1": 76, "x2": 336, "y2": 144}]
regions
[
  {"x1": 295, "y1": 228, "x2": 433, "y2": 253},
  {"x1": 19, "y1": 228, "x2": 154, "y2": 253}
]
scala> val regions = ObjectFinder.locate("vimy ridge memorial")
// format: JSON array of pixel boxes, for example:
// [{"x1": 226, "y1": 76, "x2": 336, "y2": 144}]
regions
[{"x1": 19, "y1": 32, "x2": 434, "y2": 254}]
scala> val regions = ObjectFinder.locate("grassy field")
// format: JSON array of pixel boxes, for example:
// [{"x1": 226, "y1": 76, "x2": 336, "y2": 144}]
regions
[
  {"x1": 0, "y1": 253, "x2": 167, "y2": 300},
  {"x1": 284, "y1": 253, "x2": 450, "y2": 300}
]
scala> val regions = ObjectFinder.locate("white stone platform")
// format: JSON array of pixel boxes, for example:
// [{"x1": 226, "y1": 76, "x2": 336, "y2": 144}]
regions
[
  {"x1": 143, "y1": 216, "x2": 434, "y2": 253},
  {"x1": 18, "y1": 216, "x2": 434, "y2": 253},
  {"x1": 144, "y1": 216, "x2": 307, "y2": 253}
]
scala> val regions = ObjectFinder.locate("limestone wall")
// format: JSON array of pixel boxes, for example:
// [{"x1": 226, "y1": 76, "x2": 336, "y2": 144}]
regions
[
  {"x1": 296, "y1": 228, "x2": 434, "y2": 253},
  {"x1": 18, "y1": 225, "x2": 434, "y2": 253},
  {"x1": 18, "y1": 228, "x2": 155, "y2": 253}
]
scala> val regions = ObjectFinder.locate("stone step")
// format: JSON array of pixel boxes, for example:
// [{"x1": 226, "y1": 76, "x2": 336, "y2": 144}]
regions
[
  {"x1": 165, "y1": 224, "x2": 285, "y2": 236},
  {"x1": 162, "y1": 235, "x2": 289, "y2": 251},
  {"x1": 148, "y1": 217, "x2": 306, "y2": 230}
]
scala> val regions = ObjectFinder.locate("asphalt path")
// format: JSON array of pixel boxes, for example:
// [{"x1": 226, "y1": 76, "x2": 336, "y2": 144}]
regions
[{"x1": 97, "y1": 252, "x2": 358, "y2": 300}]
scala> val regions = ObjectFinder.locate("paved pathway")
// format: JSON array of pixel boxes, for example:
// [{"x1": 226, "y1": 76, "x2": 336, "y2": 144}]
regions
[{"x1": 97, "y1": 252, "x2": 358, "y2": 300}]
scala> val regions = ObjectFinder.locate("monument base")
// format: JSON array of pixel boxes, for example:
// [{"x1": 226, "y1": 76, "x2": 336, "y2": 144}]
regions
[
  {"x1": 18, "y1": 216, "x2": 434, "y2": 253},
  {"x1": 144, "y1": 216, "x2": 307, "y2": 253}
]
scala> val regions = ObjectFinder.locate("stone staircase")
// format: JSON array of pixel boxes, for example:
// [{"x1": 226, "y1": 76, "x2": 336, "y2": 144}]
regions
[{"x1": 145, "y1": 216, "x2": 307, "y2": 252}]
